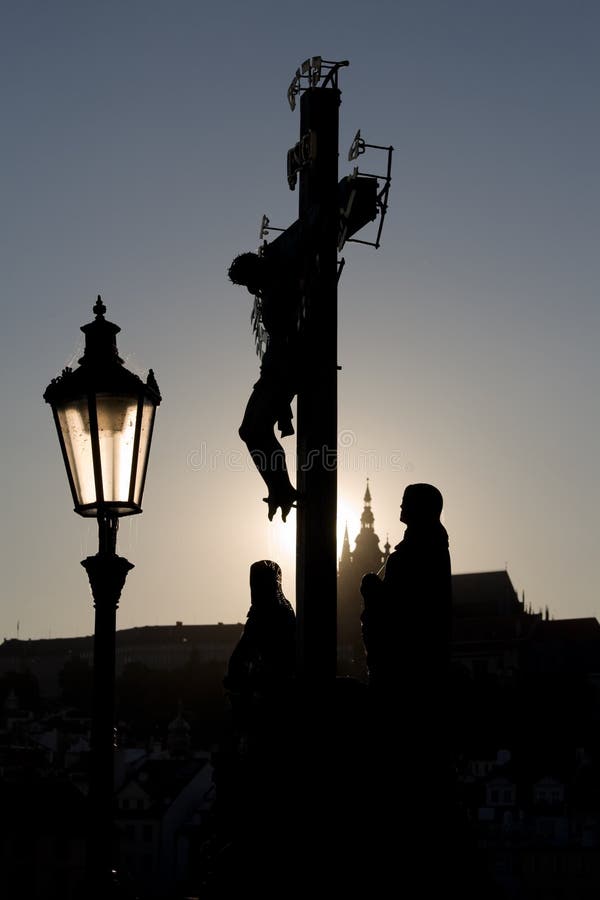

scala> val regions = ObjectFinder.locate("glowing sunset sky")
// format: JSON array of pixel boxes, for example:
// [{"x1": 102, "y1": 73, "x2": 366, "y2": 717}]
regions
[{"x1": 1, "y1": 1, "x2": 599, "y2": 639}]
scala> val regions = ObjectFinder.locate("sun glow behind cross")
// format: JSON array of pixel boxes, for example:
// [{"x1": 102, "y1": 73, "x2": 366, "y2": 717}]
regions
[
  {"x1": 265, "y1": 517, "x2": 296, "y2": 599},
  {"x1": 265, "y1": 495, "x2": 362, "y2": 599}
]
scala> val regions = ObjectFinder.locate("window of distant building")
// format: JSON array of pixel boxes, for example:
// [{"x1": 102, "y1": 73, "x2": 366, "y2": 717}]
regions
[
  {"x1": 487, "y1": 783, "x2": 515, "y2": 806},
  {"x1": 534, "y1": 782, "x2": 564, "y2": 804},
  {"x1": 122, "y1": 798, "x2": 130, "y2": 810},
  {"x1": 136, "y1": 798, "x2": 145, "y2": 810}
]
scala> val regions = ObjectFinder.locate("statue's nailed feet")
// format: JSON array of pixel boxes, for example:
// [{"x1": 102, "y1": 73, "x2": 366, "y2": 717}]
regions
[{"x1": 263, "y1": 487, "x2": 298, "y2": 523}]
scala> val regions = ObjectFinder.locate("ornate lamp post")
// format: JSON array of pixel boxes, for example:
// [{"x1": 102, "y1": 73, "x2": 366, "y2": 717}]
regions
[{"x1": 44, "y1": 296, "x2": 161, "y2": 895}]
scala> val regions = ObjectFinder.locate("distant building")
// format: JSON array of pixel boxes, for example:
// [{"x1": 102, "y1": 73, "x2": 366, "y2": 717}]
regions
[
  {"x1": 115, "y1": 725, "x2": 214, "y2": 899},
  {"x1": 0, "y1": 623, "x2": 244, "y2": 698},
  {"x1": 0, "y1": 678, "x2": 217, "y2": 899},
  {"x1": 452, "y1": 570, "x2": 539, "y2": 679},
  {"x1": 452, "y1": 571, "x2": 600, "y2": 679}
]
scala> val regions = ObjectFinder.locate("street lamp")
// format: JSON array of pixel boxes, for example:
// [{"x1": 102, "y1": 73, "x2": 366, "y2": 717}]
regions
[{"x1": 44, "y1": 296, "x2": 161, "y2": 896}]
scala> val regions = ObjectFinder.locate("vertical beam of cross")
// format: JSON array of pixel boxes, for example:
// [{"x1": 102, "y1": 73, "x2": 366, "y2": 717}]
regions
[{"x1": 295, "y1": 86, "x2": 340, "y2": 684}]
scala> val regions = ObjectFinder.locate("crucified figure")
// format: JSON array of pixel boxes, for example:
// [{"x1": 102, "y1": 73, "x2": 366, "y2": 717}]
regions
[{"x1": 228, "y1": 221, "x2": 308, "y2": 522}]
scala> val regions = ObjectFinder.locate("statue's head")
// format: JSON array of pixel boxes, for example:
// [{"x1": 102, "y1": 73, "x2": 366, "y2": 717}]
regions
[
  {"x1": 228, "y1": 252, "x2": 262, "y2": 295},
  {"x1": 250, "y1": 559, "x2": 283, "y2": 606},
  {"x1": 400, "y1": 483, "x2": 443, "y2": 526}
]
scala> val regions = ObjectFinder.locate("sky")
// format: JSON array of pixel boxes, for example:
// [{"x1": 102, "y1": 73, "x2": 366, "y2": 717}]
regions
[{"x1": 1, "y1": 0, "x2": 599, "y2": 640}]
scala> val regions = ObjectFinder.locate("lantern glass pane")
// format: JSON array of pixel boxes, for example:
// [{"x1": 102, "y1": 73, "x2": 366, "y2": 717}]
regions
[
  {"x1": 133, "y1": 398, "x2": 156, "y2": 506},
  {"x1": 96, "y1": 394, "x2": 139, "y2": 504},
  {"x1": 57, "y1": 399, "x2": 96, "y2": 506}
]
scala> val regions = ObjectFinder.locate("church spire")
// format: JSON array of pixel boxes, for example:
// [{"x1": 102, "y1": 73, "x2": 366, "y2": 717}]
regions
[
  {"x1": 340, "y1": 523, "x2": 352, "y2": 565},
  {"x1": 360, "y1": 478, "x2": 374, "y2": 530}
]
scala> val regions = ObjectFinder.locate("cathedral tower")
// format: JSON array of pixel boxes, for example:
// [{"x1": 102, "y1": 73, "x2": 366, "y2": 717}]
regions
[{"x1": 338, "y1": 480, "x2": 389, "y2": 673}]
